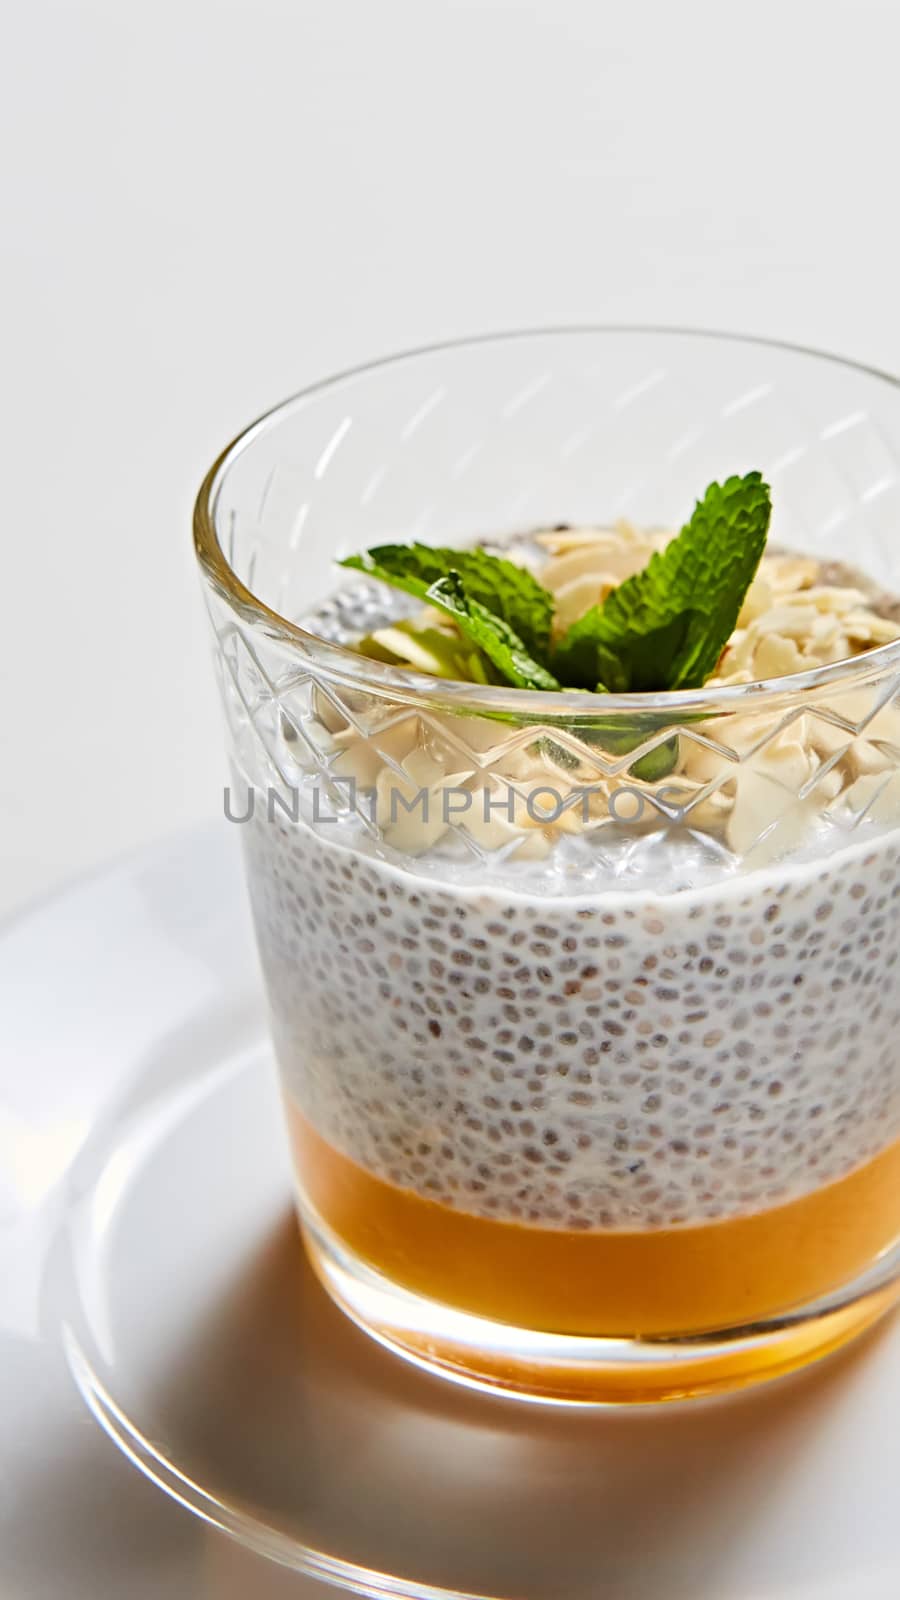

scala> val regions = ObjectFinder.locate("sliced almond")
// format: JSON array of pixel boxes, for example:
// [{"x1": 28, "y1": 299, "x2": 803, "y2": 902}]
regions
[
  {"x1": 836, "y1": 771, "x2": 900, "y2": 826},
  {"x1": 753, "y1": 632, "x2": 806, "y2": 678},
  {"x1": 541, "y1": 538, "x2": 654, "y2": 593},
  {"x1": 750, "y1": 603, "x2": 820, "y2": 640},
  {"x1": 793, "y1": 585, "x2": 867, "y2": 614},
  {"x1": 737, "y1": 574, "x2": 773, "y2": 628},
  {"x1": 848, "y1": 740, "x2": 894, "y2": 778},
  {"x1": 765, "y1": 555, "x2": 820, "y2": 592},
  {"x1": 551, "y1": 572, "x2": 619, "y2": 633},
  {"x1": 843, "y1": 610, "x2": 900, "y2": 644}
]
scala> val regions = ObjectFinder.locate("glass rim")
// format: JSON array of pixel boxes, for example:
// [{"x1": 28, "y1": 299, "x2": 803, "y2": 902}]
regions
[{"x1": 193, "y1": 323, "x2": 900, "y2": 718}]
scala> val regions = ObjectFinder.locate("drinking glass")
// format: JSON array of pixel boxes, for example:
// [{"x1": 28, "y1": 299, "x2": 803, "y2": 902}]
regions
[{"x1": 194, "y1": 329, "x2": 900, "y2": 1402}]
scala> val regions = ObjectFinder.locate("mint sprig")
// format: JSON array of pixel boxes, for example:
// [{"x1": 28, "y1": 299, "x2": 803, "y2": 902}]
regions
[
  {"x1": 426, "y1": 574, "x2": 562, "y2": 691},
  {"x1": 340, "y1": 473, "x2": 771, "y2": 697},
  {"x1": 552, "y1": 473, "x2": 771, "y2": 692},
  {"x1": 340, "y1": 542, "x2": 554, "y2": 657}
]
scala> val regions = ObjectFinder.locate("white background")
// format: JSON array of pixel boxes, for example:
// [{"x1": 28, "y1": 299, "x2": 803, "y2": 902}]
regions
[{"x1": 3, "y1": 0, "x2": 900, "y2": 918}]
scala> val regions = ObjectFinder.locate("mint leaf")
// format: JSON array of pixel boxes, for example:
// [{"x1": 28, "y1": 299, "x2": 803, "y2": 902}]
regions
[
  {"x1": 581, "y1": 719, "x2": 680, "y2": 781},
  {"x1": 340, "y1": 543, "x2": 554, "y2": 656},
  {"x1": 427, "y1": 573, "x2": 562, "y2": 691},
  {"x1": 552, "y1": 474, "x2": 771, "y2": 692}
]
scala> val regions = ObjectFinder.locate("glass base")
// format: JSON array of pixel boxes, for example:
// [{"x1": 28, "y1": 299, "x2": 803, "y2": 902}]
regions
[{"x1": 299, "y1": 1207, "x2": 900, "y2": 1406}]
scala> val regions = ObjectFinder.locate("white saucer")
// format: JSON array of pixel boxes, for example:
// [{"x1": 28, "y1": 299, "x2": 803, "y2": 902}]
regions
[{"x1": 4, "y1": 826, "x2": 900, "y2": 1598}]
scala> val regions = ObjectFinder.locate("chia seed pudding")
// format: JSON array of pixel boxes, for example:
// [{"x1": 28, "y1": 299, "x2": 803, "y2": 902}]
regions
[
  {"x1": 247, "y1": 804, "x2": 900, "y2": 1234},
  {"x1": 239, "y1": 528, "x2": 900, "y2": 1238}
]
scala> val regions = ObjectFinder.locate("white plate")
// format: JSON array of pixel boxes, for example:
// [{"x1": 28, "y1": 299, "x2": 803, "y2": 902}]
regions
[{"x1": 3, "y1": 825, "x2": 900, "y2": 1599}]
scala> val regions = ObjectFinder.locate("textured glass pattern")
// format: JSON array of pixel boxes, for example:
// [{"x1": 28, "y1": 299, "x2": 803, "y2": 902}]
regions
[{"x1": 198, "y1": 330, "x2": 900, "y2": 882}]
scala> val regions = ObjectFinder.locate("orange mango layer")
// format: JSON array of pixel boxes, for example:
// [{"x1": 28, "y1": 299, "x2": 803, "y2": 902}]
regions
[{"x1": 288, "y1": 1104, "x2": 900, "y2": 1337}]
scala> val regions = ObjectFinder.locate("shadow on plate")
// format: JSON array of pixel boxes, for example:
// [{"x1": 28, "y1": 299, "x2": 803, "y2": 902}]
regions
[{"x1": 145, "y1": 1205, "x2": 896, "y2": 1600}]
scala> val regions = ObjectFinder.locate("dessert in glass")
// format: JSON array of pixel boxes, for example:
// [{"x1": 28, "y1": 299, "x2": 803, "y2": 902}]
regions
[{"x1": 194, "y1": 329, "x2": 900, "y2": 1402}]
